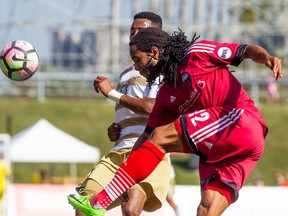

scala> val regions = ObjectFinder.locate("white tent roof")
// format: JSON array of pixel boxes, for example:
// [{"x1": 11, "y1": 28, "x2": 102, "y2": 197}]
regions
[{"x1": 10, "y1": 119, "x2": 100, "y2": 163}]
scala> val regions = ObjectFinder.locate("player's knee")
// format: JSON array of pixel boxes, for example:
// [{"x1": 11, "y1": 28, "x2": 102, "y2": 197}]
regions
[
  {"x1": 197, "y1": 195, "x2": 228, "y2": 216},
  {"x1": 197, "y1": 202, "x2": 209, "y2": 216}
]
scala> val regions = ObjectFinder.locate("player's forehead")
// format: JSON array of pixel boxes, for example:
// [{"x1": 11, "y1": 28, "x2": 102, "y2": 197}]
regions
[
  {"x1": 131, "y1": 18, "x2": 154, "y2": 30},
  {"x1": 130, "y1": 45, "x2": 145, "y2": 59}
]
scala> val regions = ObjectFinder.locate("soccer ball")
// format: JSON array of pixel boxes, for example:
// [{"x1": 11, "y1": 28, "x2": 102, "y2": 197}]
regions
[{"x1": 0, "y1": 40, "x2": 40, "y2": 81}]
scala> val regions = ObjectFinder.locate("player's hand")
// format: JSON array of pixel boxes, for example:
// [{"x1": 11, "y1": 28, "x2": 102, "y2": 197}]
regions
[
  {"x1": 107, "y1": 122, "x2": 120, "y2": 142},
  {"x1": 265, "y1": 56, "x2": 283, "y2": 80},
  {"x1": 93, "y1": 76, "x2": 115, "y2": 96}
]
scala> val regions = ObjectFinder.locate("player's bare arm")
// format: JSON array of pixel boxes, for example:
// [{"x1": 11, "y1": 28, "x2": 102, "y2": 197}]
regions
[
  {"x1": 120, "y1": 95, "x2": 155, "y2": 115},
  {"x1": 94, "y1": 76, "x2": 155, "y2": 115},
  {"x1": 242, "y1": 44, "x2": 283, "y2": 80}
]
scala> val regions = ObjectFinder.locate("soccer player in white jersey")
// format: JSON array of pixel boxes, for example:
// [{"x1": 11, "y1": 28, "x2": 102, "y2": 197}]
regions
[{"x1": 71, "y1": 12, "x2": 171, "y2": 216}]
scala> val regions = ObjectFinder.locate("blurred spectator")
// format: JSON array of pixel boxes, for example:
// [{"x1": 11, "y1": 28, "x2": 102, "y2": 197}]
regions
[
  {"x1": 0, "y1": 154, "x2": 10, "y2": 200},
  {"x1": 31, "y1": 169, "x2": 47, "y2": 184},
  {"x1": 252, "y1": 175, "x2": 265, "y2": 186},
  {"x1": 187, "y1": 154, "x2": 199, "y2": 171},
  {"x1": 0, "y1": 154, "x2": 11, "y2": 215},
  {"x1": 266, "y1": 78, "x2": 279, "y2": 104},
  {"x1": 275, "y1": 171, "x2": 288, "y2": 186}
]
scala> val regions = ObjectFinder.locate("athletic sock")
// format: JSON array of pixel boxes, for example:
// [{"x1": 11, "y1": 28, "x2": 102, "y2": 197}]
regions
[
  {"x1": 90, "y1": 141, "x2": 165, "y2": 209},
  {"x1": 90, "y1": 190, "x2": 111, "y2": 209}
]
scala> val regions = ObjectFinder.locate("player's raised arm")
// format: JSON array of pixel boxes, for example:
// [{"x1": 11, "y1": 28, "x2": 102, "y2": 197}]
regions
[
  {"x1": 93, "y1": 75, "x2": 157, "y2": 115},
  {"x1": 242, "y1": 44, "x2": 283, "y2": 80}
]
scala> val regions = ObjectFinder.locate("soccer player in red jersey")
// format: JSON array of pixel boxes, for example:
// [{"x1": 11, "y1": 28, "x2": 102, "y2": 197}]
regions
[{"x1": 68, "y1": 27, "x2": 282, "y2": 216}]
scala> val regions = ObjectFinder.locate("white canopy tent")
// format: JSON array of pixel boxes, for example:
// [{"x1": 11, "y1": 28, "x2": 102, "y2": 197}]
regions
[{"x1": 8, "y1": 119, "x2": 100, "y2": 182}]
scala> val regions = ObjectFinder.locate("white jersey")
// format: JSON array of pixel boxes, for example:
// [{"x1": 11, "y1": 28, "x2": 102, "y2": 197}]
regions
[{"x1": 110, "y1": 66, "x2": 161, "y2": 151}]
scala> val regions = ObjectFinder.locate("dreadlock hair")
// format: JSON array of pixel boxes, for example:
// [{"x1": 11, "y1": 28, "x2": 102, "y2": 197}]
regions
[
  {"x1": 134, "y1": 11, "x2": 163, "y2": 29},
  {"x1": 130, "y1": 27, "x2": 200, "y2": 88}
]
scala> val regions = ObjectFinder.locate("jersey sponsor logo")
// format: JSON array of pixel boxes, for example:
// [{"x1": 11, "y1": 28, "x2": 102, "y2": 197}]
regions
[
  {"x1": 217, "y1": 47, "x2": 232, "y2": 59},
  {"x1": 179, "y1": 89, "x2": 199, "y2": 113},
  {"x1": 170, "y1": 96, "x2": 176, "y2": 103},
  {"x1": 119, "y1": 83, "x2": 128, "y2": 94},
  {"x1": 197, "y1": 80, "x2": 205, "y2": 89},
  {"x1": 179, "y1": 81, "x2": 205, "y2": 113},
  {"x1": 181, "y1": 72, "x2": 192, "y2": 87}
]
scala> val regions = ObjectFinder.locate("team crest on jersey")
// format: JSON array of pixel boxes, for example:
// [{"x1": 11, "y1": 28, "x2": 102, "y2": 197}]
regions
[
  {"x1": 119, "y1": 83, "x2": 128, "y2": 94},
  {"x1": 217, "y1": 47, "x2": 232, "y2": 59},
  {"x1": 181, "y1": 72, "x2": 192, "y2": 87}
]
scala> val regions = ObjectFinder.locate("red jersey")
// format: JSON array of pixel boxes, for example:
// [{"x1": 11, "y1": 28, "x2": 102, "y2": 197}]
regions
[{"x1": 146, "y1": 40, "x2": 267, "y2": 135}]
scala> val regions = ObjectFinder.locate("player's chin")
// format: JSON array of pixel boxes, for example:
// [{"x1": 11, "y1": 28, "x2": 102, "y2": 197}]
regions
[{"x1": 139, "y1": 69, "x2": 149, "y2": 79}]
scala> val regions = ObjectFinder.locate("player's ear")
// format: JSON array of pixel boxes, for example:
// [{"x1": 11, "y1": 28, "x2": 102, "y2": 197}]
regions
[{"x1": 151, "y1": 46, "x2": 159, "y2": 60}]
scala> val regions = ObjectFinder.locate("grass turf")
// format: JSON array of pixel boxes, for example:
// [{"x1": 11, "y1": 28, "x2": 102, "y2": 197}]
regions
[{"x1": 0, "y1": 98, "x2": 287, "y2": 185}]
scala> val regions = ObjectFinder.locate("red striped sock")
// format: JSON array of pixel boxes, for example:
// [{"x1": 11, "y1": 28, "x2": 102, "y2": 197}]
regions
[
  {"x1": 90, "y1": 190, "x2": 112, "y2": 209},
  {"x1": 90, "y1": 141, "x2": 165, "y2": 209}
]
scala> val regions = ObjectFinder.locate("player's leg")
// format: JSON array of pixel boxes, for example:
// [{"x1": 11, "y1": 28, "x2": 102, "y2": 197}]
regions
[
  {"x1": 197, "y1": 189, "x2": 229, "y2": 216},
  {"x1": 149, "y1": 122, "x2": 185, "y2": 153},
  {"x1": 196, "y1": 150, "x2": 264, "y2": 216},
  {"x1": 177, "y1": 107, "x2": 266, "y2": 215},
  {"x1": 197, "y1": 171, "x2": 236, "y2": 216},
  {"x1": 72, "y1": 150, "x2": 129, "y2": 215},
  {"x1": 108, "y1": 122, "x2": 182, "y2": 197},
  {"x1": 75, "y1": 181, "x2": 104, "y2": 216},
  {"x1": 68, "y1": 122, "x2": 182, "y2": 214},
  {"x1": 98, "y1": 123, "x2": 180, "y2": 202},
  {"x1": 79, "y1": 183, "x2": 148, "y2": 216},
  {"x1": 121, "y1": 152, "x2": 171, "y2": 216},
  {"x1": 121, "y1": 189, "x2": 147, "y2": 216}
]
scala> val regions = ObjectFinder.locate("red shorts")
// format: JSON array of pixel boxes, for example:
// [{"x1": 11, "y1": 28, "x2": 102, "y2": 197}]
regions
[{"x1": 174, "y1": 107, "x2": 266, "y2": 203}]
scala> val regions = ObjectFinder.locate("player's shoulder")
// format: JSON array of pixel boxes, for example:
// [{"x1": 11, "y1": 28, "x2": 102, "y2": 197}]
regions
[
  {"x1": 157, "y1": 80, "x2": 168, "y2": 93},
  {"x1": 185, "y1": 40, "x2": 219, "y2": 60},
  {"x1": 119, "y1": 65, "x2": 139, "y2": 79},
  {"x1": 186, "y1": 40, "x2": 215, "y2": 53},
  {"x1": 192, "y1": 39, "x2": 217, "y2": 47}
]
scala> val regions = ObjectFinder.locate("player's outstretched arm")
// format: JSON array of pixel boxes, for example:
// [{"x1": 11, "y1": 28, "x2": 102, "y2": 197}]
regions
[
  {"x1": 242, "y1": 44, "x2": 283, "y2": 80},
  {"x1": 94, "y1": 76, "x2": 155, "y2": 115},
  {"x1": 119, "y1": 95, "x2": 155, "y2": 115}
]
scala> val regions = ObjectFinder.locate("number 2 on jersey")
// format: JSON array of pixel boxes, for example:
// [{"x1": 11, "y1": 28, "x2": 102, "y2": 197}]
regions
[{"x1": 189, "y1": 111, "x2": 210, "y2": 126}]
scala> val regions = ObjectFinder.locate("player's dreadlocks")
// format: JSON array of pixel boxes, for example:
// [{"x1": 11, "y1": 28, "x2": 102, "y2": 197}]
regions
[
  {"x1": 130, "y1": 27, "x2": 200, "y2": 88},
  {"x1": 133, "y1": 11, "x2": 163, "y2": 29}
]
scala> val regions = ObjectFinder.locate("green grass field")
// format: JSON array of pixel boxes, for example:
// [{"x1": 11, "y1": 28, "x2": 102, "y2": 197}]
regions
[{"x1": 0, "y1": 97, "x2": 287, "y2": 186}]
